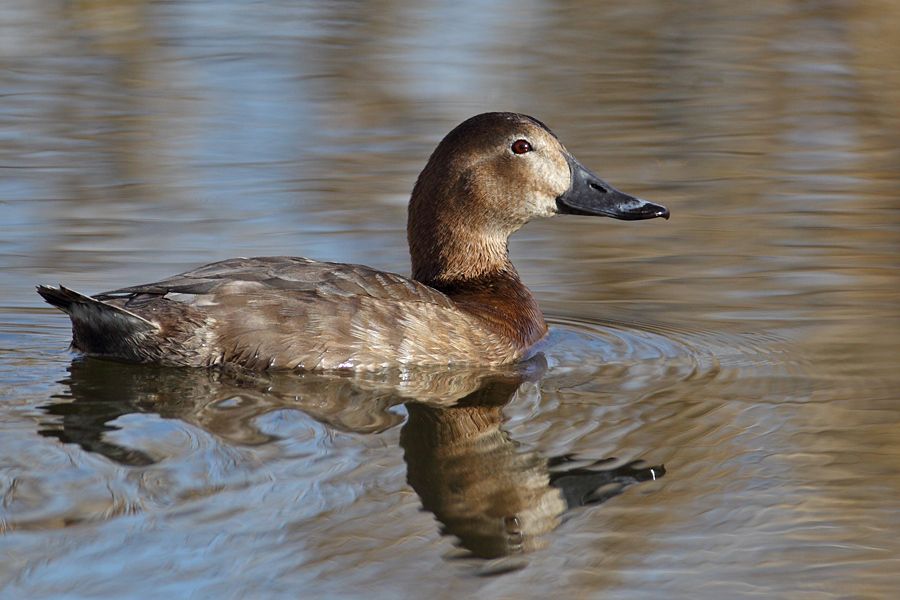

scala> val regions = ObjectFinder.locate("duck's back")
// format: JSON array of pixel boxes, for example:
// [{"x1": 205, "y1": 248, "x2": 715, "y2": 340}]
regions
[{"x1": 40, "y1": 257, "x2": 521, "y2": 370}]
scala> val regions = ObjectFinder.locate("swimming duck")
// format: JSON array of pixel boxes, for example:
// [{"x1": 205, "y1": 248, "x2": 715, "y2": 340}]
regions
[{"x1": 38, "y1": 112, "x2": 668, "y2": 371}]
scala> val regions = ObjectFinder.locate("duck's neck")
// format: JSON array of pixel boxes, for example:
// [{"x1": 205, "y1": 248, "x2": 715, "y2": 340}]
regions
[
  {"x1": 410, "y1": 232, "x2": 548, "y2": 350},
  {"x1": 410, "y1": 226, "x2": 512, "y2": 284}
]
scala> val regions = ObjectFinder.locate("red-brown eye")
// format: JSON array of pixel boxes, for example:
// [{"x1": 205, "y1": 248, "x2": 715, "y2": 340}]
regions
[{"x1": 511, "y1": 139, "x2": 532, "y2": 155}]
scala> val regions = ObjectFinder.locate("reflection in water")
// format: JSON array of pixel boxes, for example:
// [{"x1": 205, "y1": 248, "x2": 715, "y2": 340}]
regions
[
  {"x1": 40, "y1": 357, "x2": 662, "y2": 559},
  {"x1": 401, "y1": 377, "x2": 662, "y2": 559},
  {"x1": 40, "y1": 357, "x2": 502, "y2": 450}
]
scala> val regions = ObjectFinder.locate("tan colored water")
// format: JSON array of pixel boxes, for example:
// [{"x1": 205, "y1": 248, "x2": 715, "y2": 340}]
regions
[{"x1": 2, "y1": 1, "x2": 899, "y2": 597}]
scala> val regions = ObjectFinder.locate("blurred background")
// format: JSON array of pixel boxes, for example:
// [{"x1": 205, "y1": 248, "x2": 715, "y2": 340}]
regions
[{"x1": 1, "y1": 0, "x2": 899, "y2": 598}]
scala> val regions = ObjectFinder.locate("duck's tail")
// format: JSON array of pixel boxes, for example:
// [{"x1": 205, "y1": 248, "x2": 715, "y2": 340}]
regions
[{"x1": 37, "y1": 285, "x2": 158, "y2": 357}]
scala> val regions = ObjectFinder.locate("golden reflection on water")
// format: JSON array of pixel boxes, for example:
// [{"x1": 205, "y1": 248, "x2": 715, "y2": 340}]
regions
[{"x1": 1, "y1": 0, "x2": 900, "y2": 597}]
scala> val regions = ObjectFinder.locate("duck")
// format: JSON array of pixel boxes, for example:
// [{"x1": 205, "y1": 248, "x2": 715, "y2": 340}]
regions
[{"x1": 38, "y1": 112, "x2": 669, "y2": 371}]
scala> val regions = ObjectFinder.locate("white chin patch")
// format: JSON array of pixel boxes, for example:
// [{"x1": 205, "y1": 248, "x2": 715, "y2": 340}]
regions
[{"x1": 525, "y1": 195, "x2": 558, "y2": 219}]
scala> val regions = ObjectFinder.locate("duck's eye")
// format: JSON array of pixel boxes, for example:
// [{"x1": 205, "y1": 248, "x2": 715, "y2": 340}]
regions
[{"x1": 511, "y1": 139, "x2": 533, "y2": 155}]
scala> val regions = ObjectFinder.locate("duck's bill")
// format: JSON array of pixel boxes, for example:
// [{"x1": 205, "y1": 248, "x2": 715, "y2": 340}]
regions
[{"x1": 556, "y1": 155, "x2": 669, "y2": 220}]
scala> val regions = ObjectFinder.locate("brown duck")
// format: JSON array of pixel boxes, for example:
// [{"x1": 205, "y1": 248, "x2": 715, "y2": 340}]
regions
[{"x1": 38, "y1": 112, "x2": 669, "y2": 371}]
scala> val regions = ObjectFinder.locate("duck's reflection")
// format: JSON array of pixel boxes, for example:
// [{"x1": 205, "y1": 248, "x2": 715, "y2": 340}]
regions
[
  {"x1": 401, "y1": 376, "x2": 663, "y2": 558},
  {"x1": 41, "y1": 357, "x2": 663, "y2": 558}
]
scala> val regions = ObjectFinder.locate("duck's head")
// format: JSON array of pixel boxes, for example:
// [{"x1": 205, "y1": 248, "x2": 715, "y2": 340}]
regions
[{"x1": 408, "y1": 112, "x2": 669, "y2": 285}]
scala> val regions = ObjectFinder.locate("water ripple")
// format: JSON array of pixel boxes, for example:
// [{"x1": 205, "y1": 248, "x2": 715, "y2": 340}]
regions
[{"x1": 542, "y1": 316, "x2": 804, "y2": 392}]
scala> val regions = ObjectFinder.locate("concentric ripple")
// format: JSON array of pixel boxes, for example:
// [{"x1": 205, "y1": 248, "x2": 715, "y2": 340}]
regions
[{"x1": 540, "y1": 315, "x2": 805, "y2": 392}]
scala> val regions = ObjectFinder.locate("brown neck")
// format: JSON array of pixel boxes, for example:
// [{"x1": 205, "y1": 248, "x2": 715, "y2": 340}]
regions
[
  {"x1": 407, "y1": 172, "x2": 547, "y2": 350},
  {"x1": 411, "y1": 233, "x2": 514, "y2": 286},
  {"x1": 408, "y1": 160, "x2": 517, "y2": 286}
]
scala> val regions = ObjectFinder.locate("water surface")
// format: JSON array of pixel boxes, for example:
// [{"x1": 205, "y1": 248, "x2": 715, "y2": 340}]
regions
[{"x1": 2, "y1": 1, "x2": 899, "y2": 598}]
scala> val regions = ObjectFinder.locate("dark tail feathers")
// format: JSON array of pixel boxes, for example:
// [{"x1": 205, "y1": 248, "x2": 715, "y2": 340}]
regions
[
  {"x1": 37, "y1": 285, "x2": 157, "y2": 357},
  {"x1": 37, "y1": 285, "x2": 94, "y2": 312}
]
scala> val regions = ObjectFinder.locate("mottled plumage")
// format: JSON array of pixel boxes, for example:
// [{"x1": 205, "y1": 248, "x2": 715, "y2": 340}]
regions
[{"x1": 41, "y1": 257, "x2": 522, "y2": 369}]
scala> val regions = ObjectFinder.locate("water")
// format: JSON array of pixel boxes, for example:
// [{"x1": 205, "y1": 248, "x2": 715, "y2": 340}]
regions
[{"x1": 2, "y1": 1, "x2": 899, "y2": 597}]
